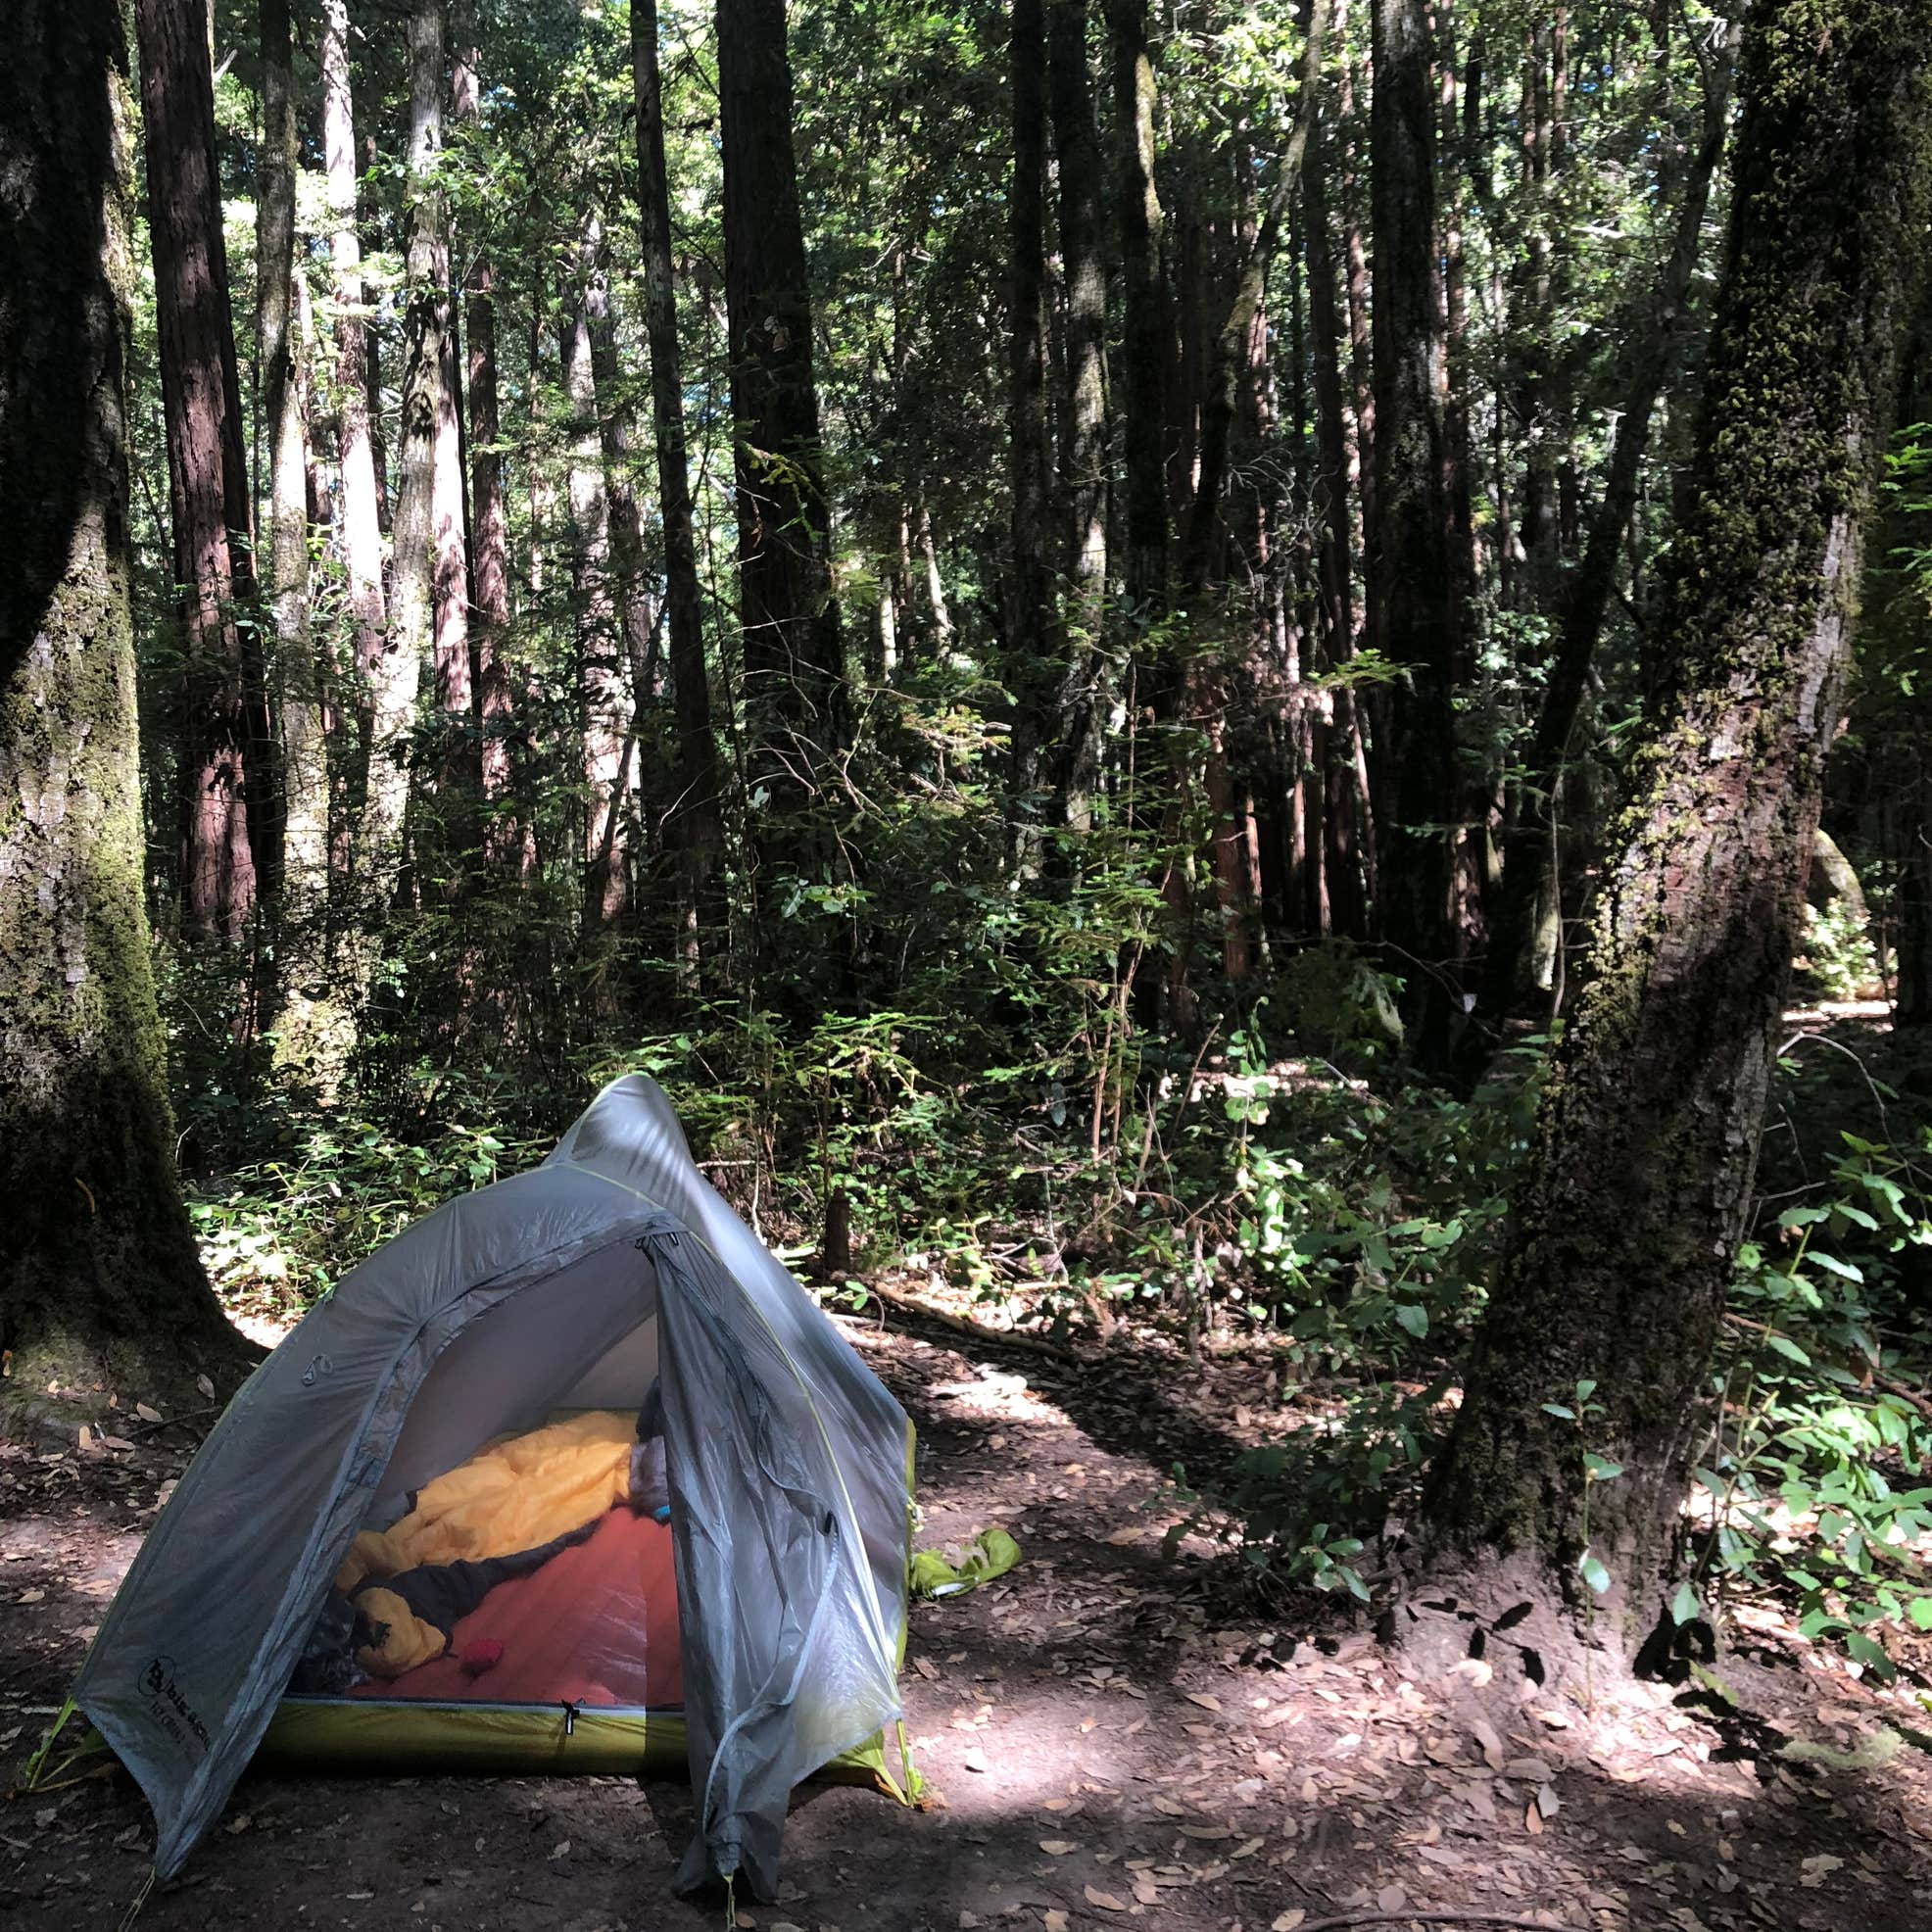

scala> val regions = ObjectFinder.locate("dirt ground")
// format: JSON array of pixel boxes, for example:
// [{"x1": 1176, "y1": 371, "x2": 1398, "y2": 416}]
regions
[{"x1": 6, "y1": 1309, "x2": 1932, "y2": 1932}]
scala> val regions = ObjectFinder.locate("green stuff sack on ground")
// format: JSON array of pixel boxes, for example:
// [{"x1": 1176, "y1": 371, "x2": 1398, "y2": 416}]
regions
[{"x1": 909, "y1": 1526, "x2": 1021, "y2": 1600}]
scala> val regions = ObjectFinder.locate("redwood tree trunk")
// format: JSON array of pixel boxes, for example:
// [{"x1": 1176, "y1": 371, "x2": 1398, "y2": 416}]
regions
[
  {"x1": 1, "y1": 0, "x2": 247, "y2": 1423},
  {"x1": 136, "y1": 0, "x2": 267, "y2": 940},
  {"x1": 716, "y1": 0, "x2": 845, "y2": 901},
  {"x1": 1424, "y1": 0, "x2": 1932, "y2": 1646}
]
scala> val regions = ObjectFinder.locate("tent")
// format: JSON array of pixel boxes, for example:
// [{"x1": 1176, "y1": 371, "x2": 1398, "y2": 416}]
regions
[{"x1": 59, "y1": 1075, "x2": 917, "y2": 1902}]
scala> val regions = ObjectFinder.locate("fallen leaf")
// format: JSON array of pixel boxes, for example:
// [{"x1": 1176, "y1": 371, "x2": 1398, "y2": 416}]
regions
[
  {"x1": 196, "y1": 1374, "x2": 216, "y2": 1399},
  {"x1": 1523, "y1": 1800, "x2": 1543, "y2": 1836},
  {"x1": 1536, "y1": 1784, "x2": 1560, "y2": 1819},
  {"x1": 19, "y1": 1588, "x2": 45, "y2": 1605},
  {"x1": 1044, "y1": 1913, "x2": 1070, "y2": 1932},
  {"x1": 1084, "y1": 1886, "x2": 1127, "y2": 1911},
  {"x1": 1471, "y1": 1716, "x2": 1505, "y2": 1771},
  {"x1": 1039, "y1": 1840, "x2": 1078, "y2": 1856},
  {"x1": 913, "y1": 1657, "x2": 940, "y2": 1680},
  {"x1": 77, "y1": 1425, "x2": 93, "y2": 1451},
  {"x1": 345, "y1": 1894, "x2": 373, "y2": 1903},
  {"x1": 1377, "y1": 1884, "x2": 1407, "y2": 1912},
  {"x1": 134, "y1": 1402, "x2": 162, "y2": 1424},
  {"x1": 224, "y1": 1813, "x2": 252, "y2": 1835},
  {"x1": 1178, "y1": 1826, "x2": 1232, "y2": 1842},
  {"x1": 1185, "y1": 1692, "x2": 1223, "y2": 1713},
  {"x1": 1272, "y1": 1913, "x2": 1306, "y2": 1932},
  {"x1": 551, "y1": 1839, "x2": 571, "y2": 1860}
]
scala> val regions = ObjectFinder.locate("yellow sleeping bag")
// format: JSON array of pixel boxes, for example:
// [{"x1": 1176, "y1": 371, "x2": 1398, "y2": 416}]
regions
[{"x1": 336, "y1": 1410, "x2": 637, "y2": 1595}]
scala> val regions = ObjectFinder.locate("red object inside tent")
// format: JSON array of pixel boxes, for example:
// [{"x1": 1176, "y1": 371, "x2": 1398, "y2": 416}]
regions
[{"x1": 352, "y1": 1507, "x2": 683, "y2": 1709}]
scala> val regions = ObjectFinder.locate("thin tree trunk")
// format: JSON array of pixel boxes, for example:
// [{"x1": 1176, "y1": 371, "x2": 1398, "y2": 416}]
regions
[
  {"x1": 1047, "y1": 0, "x2": 1109, "y2": 831},
  {"x1": 1008, "y1": 0, "x2": 1054, "y2": 833},
  {"x1": 1181, "y1": 3, "x2": 1328, "y2": 596},
  {"x1": 1481, "y1": 28, "x2": 1738, "y2": 1020},
  {"x1": 1111, "y1": 0, "x2": 1168, "y2": 613},
  {"x1": 1370, "y1": 0, "x2": 1461, "y2": 1060},
  {"x1": 454, "y1": 48, "x2": 519, "y2": 871},
  {"x1": 1424, "y1": 0, "x2": 1932, "y2": 1644},
  {"x1": 320, "y1": 0, "x2": 389, "y2": 908},
  {"x1": 135, "y1": 0, "x2": 266, "y2": 942},
  {"x1": 1, "y1": 0, "x2": 246, "y2": 1414},
  {"x1": 259, "y1": 0, "x2": 318, "y2": 933},
  {"x1": 631, "y1": 0, "x2": 728, "y2": 969},
  {"x1": 560, "y1": 229, "x2": 627, "y2": 933}
]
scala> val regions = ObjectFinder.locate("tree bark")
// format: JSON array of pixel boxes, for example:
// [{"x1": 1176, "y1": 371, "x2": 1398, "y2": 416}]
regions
[
  {"x1": 631, "y1": 0, "x2": 728, "y2": 965},
  {"x1": 1370, "y1": 0, "x2": 1462, "y2": 1060},
  {"x1": 1, "y1": 0, "x2": 246, "y2": 1423},
  {"x1": 135, "y1": 0, "x2": 267, "y2": 941},
  {"x1": 1423, "y1": 0, "x2": 1932, "y2": 1646},
  {"x1": 1047, "y1": 0, "x2": 1108, "y2": 832},
  {"x1": 716, "y1": 0, "x2": 845, "y2": 899}
]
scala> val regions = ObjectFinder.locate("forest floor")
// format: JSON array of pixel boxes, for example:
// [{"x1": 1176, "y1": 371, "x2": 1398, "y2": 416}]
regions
[{"x1": 5, "y1": 1304, "x2": 1932, "y2": 1932}]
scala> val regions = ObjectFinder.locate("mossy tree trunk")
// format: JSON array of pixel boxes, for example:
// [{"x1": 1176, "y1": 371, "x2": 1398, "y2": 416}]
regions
[
  {"x1": 1422, "y1": 0, "x2": 1932, "y2": 1648},
  {"x1": 0, "y1": 0, "x2": 248, "y2": 1430}
]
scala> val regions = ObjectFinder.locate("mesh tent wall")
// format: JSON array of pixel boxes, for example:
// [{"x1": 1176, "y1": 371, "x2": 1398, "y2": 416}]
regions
[{"x1": 68, "y1": 1075, "x2": 915, "y2": 1900}]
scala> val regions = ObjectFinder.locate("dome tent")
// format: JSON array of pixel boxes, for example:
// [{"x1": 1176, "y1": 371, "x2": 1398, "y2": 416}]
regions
[{"x1": 62, "y1": 1075, "x2": 917, "y2": 1902}]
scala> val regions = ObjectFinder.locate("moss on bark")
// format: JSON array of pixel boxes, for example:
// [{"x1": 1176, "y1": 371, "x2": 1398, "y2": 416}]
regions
[
  {"x1": 0, "y1": 3, "x2": 252, "y2": 1438},
  {"x1": 1422, "y1": 0, "x2": 1932, "y2": 1645}
]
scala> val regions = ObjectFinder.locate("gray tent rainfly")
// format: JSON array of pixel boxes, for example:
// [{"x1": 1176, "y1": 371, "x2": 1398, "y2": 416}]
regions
[{"x1": 66, "y1": 1075, "x2": 917, "y2": 1900}]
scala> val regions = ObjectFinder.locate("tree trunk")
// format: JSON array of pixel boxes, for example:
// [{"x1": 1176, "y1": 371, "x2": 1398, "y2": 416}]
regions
[
  {"x1": 631, "y1": 0, "x2": 728, "y2": 967},
  {"x1": 1008, "y1": 0, "x2": 1053, "y2": 835},
  {"x1": 559, "y1": 231, "x2": 628, "y2": 933},
  {"x1": 1481, "y1": 29, "x2": 1737, "y2": 1021},
  {"x1": 716, "y1": 0, "x2": 845, "y2": 901},
  {"x1": 319, "y1": 0, "x2": 389, "y2": 906},
  {"x1": 1111, "y1": 0, "x2": 1168, "y2": 613},
  {"x1": 135, "y1": 0, "x2": 267, "y2": 942},
  {"x1": 1370, "y1": 0, "x2": 1461, "y2": 1060},
  {"x1": 258, "y1": 0, "x2": 318, "y2": 933},
  {"x1": 1, "y1": 0, "x2": 248, "y2": 1424},
  {"x1": 453, "y1": 47, "x2": 519, "y2": 869},
  {"x1": 1423, "y1": 0, "x2": 1932, "y2": 1651},
  {"x1": 389, "y1": 0, "x2": 469, "y2": 889},
  {"x1": 1047, "y1": 0, "x2": 1108, "y2": 831}
]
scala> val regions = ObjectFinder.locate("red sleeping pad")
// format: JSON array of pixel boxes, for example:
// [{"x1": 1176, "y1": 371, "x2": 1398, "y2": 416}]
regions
[{"x1": 351, "y1": 1506, "x2": 683, "y2": 1709}]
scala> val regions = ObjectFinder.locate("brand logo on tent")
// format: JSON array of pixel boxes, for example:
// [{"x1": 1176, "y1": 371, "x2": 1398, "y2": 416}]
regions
[
  {"x1": 301, "y1": 1353, "x2": 333, "y2": 1386},
  {"x1": 138, "y1": 1656, "x2": 210, "y2": 1754}
]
